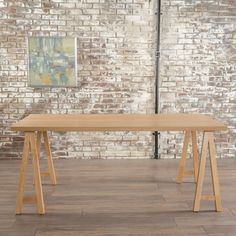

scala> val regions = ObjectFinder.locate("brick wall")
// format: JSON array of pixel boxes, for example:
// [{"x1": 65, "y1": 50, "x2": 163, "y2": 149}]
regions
[
  {"x1": 0, "y1": 0, "x2": 235, "y2": 159},
  {"x1": 159, "y1": 0, "x2": 235, "y2": 158},
  {"x1": 0, "y1": 0, "x2": 156, "y2": 159}
]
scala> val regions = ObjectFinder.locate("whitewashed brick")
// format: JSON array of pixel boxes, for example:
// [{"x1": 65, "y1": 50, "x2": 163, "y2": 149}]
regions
[{"x1": 0, "y1": 0, "x2": 234, "y2": 160}]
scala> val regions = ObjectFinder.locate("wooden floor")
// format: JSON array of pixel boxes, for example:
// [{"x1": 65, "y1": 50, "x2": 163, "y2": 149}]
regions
[{"x1": 1, "y1": 158, "x2": 236, "y2": 236}]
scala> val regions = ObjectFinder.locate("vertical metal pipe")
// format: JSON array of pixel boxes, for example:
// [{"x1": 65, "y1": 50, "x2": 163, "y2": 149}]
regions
[{"x1": 154, "y1": 0, "x2": 162, "y2": 159}]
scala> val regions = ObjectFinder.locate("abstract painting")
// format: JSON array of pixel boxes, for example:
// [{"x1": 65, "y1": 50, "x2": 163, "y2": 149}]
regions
[{"x1": 28, "y1": 37, "x2": 77, "y2": 87}]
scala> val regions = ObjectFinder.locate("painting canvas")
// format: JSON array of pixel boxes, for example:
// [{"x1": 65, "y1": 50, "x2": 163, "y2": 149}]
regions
[{"x1": 28, "y1": 37, "x2": 77, "y2": 87}]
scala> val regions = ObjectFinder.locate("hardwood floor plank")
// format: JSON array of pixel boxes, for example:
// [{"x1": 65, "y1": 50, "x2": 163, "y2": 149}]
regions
[
  {"x1": 0, "y1": 159, "x2": 235, "y2": 235},
  {"x1": 204, "y1": 225, "x2": 236, "y2": 236},
  {"x1": 35, "y1": 226, "x2": 207, "y2": 236}
]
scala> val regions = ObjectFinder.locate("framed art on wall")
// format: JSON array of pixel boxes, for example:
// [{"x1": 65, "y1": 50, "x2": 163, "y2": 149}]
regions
[{"x1": 28, "y1": 37, "x2": 77, "y2": 87}]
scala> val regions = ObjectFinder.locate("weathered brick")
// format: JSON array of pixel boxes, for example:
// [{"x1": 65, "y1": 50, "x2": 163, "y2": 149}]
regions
[
  {"x1": 0, "y1": 0, "x2": 234, "y2": 160},
  {"x1": 160, "y1": 0, "x2": 234, "y2": 158}
]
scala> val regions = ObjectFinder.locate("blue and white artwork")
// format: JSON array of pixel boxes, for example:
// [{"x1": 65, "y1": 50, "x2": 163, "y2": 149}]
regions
[{"x1": 28, "y1": 37, "x2": 77, "y2": 87}]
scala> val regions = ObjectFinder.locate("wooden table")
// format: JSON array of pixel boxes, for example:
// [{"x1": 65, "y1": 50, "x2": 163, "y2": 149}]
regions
[{"x1": 11, "y1": 114, "x2": 227, "y2": 214}]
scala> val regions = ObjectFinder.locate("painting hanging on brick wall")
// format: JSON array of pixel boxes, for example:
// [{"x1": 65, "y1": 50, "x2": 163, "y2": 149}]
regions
[{"x1": 28, "y1": 37, "x2": 77, "y2": 87}]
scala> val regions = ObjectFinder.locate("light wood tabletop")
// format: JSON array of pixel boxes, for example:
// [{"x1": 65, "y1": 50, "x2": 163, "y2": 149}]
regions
[{"x1": 11, "y1": 113, "x2": 227, "y2": 132}]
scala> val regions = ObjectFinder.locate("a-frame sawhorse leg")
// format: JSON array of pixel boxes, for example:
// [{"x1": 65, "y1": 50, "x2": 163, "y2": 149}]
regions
[
  {"x1": 176, "y1": 130, "x2": 199, "y2": 183},
  {"x1": 36, "y1": 131, "x2": 57, "y2": 185},
  {"x1": 176, "y1": 130, "x2": 222, "y2": 212},
  {"x1": 15, "y1": 131, "x2": 56, "y2": 215},
  {"x1": 193, "y1": 132, "x2": 222, "y2": 212}
]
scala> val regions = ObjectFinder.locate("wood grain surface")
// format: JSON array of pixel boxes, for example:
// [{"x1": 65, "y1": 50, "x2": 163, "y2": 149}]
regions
[{"x1": 11, "y1": 114, "x2": 227, "y2": 132}]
